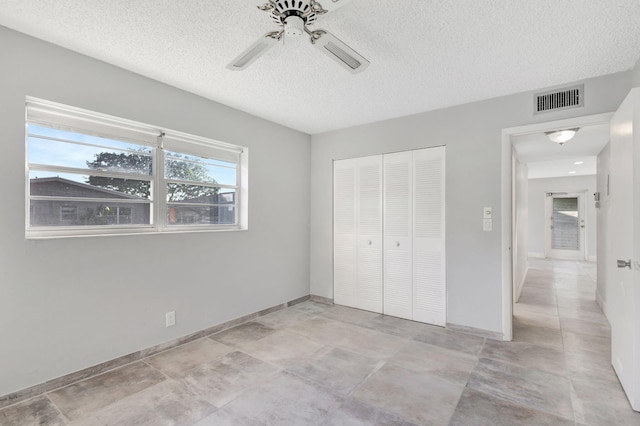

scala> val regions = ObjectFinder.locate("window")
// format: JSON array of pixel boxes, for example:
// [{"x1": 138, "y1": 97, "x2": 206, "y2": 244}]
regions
[
  {"x1": 26, "y1": 98, "x2": 247, "y2": 238},
  {"x1": 60, "y1": 206, "x2": 78, "y2": 222}
]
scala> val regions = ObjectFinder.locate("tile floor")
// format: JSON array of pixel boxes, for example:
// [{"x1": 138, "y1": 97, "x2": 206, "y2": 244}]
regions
[{"x1": 2, "y1": 259, "x2": 640, "y2": 425}]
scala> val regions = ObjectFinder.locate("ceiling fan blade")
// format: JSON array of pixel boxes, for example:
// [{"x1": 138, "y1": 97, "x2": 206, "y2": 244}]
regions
[
  {"x1": 312, "y1": 0, "x2": 353, "y2": 13},
  {"x1": 309, "y1": 30, "x2": 369, "y2": 73},
  {"x1": 227, "y1": 32, "x2": 282, "y2": 71}
]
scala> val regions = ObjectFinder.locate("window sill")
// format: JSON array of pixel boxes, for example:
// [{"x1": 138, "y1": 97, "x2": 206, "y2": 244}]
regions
[{"x1": 25, "y1": 225, "x2": 247, "y2": 240}]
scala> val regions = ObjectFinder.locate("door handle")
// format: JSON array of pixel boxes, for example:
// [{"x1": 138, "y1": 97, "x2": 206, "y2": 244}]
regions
[{"x1": 617, "y1": 259, "x2": 632, "y2": 269}]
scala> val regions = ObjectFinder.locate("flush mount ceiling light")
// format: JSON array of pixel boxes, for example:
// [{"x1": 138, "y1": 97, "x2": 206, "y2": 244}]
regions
[
  {"x1": 545, "y1": 128, "x2": 579, "y2": 145},
  {"x1": 227, "y1": 0, "x2": 369, "y2": 74}
]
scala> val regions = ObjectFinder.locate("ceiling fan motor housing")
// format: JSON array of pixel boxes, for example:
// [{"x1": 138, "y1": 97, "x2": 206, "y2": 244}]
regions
[{"x1": 269, "y1": 0, "x2": 318, "y2": 27}]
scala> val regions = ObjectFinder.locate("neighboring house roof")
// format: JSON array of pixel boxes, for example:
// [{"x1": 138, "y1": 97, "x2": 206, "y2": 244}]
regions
[{"x1": 30, "y1": 177, "x2": 147, "y2": 200}]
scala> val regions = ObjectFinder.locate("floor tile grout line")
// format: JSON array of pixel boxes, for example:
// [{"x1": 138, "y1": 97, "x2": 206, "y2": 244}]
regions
[
  {"x1": 142, "y1": 359, "x2": 177, "y2": 383},
  {"x1": 345, "y1": 359, "x2": 388, "y2": 398},
  {"x1": 553, "y1": 267, "x2": 577, "y2": 424},
  {"x1": 44, "y1": 393, "x2": 70, "y2": 424}
]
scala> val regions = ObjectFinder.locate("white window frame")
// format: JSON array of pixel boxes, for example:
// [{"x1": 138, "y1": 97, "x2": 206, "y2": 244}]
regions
[{"x1": 25, "y1": 97, "x2": 248, "y2": 239}]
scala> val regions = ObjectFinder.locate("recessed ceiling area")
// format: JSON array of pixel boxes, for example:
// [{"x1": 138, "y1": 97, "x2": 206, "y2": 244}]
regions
[
  {"x1": 1, "y1": 1, "x2": 640, "y2": 134},
  {"x1": 512, "y1": 123, "x2": 609, "y2": 179}
]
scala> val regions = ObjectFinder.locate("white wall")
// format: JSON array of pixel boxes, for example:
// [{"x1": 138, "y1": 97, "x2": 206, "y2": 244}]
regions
[
  {"x1": 527, "y1": 175, "x2": 597, "y2": 260},
  {"x1": 0, "y1": 26, "x2": 311, "y2": 396},
  {"x1": 596, "y1": 142, "x2": 611, "y2": 310},
  {"x1": 310, "y1": 74, "x2": 630, "y2": 335},
  {"x1": 513, "y1": 156, "x2": 528, "y2": 301}
]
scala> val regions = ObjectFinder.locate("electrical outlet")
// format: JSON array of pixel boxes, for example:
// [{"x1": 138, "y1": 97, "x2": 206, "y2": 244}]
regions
[{"x1": 165, "y1": 311, "x2": 176, "y2": 327}]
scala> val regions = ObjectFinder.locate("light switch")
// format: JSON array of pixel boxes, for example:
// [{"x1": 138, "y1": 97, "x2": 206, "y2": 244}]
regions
[
  {"x1": 483, "y1": 219, "x2": 493, "y2": 231},
  {"x1": 483, "y1": 207, "x2": 493, "y2": 219}
]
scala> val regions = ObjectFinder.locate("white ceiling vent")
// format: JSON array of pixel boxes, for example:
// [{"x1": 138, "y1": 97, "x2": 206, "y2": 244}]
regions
[{"x1": 534, "y1": 84, "x2": 584, "y2": 114}]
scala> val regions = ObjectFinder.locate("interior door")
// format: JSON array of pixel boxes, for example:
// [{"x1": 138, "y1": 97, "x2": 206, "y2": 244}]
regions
[
  {"x1": 609, "y1": 89, "x2": 639, "y2": 411},
  {"x1": 333, "y1": 158, "x2": 358, "y2": 307},
  {"x1": 412, "y1": 147, "x2": 446, "y2": 326},
  {"x1": 383, "y1": 151, "x2": 413, "y2": 320},
  {"x1": 355, "y1": 155, "x2": 383, "y2": 313},
  {"x1": 546, "y1": 193, "x2": 585, "y2": 260},
  {"x1": 333, "y1": 156, "x2": 383, "y2": 312}
]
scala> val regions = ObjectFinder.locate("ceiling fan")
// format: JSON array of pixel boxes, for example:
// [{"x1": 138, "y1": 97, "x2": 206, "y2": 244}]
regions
[{"x1": 227, "y1": 0, "x2": 369, "y2": 74}]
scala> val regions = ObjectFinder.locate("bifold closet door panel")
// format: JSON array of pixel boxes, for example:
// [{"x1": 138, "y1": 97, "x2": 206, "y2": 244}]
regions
[
  {"x1": 383, "y1": 151, "x2": 413, "y2": 320},
  {"x1": 333, "y1": 158, "x2": 357, "y2": 308},
  {"x1": 413, "y1": 147, "x2": 446, "y2": 326},
  {"x1": 356, "y1": 155, "x2": 383, "y2": 313},
  {"x1": 335, "y1": 148, "x2": 445, "y2": 325}
]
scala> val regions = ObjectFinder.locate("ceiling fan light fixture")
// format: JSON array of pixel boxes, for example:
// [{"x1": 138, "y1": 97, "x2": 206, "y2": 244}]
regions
[
  {"x1": 284, "y1": 16, "x2": 305, "y2": 37},
  {"x1": 545, "y1": 128, "x2": 579, "y2": 144}
]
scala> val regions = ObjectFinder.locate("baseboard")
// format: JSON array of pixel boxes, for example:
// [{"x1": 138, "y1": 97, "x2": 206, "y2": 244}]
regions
[
  {"x1": 596, "y1": 289, "x2": 607, "y2": 318},
  {"x1": 310, "y1": 294, "x2": 333, "y2": 305},
  {"x1": 446, "y1": 322, "x2": 503, "y2": 341},
  {"x1": 514, "y1": 266, "x2": 528, "y2": 303},
  {"x1": 0, "y1": 294, "x2": 311, "y2": 410},
  {"x1": 528, "y1": 252, "x2": 545, "y2": 259}
]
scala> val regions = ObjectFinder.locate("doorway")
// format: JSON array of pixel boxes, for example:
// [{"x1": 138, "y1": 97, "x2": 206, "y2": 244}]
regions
[
  {"x1": 500, "y1": 112, "x2": 613, "y2": 341},
  {"x1": 545, "y1": 192, "x2": 586, "y2": 260}
]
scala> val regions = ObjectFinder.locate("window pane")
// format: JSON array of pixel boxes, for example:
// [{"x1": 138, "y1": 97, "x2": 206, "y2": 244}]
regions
[
  {"x1": 30, "y1": 200, "x2": 150, "y2": 227},
  {"x1": 167, "y1": 205, "x2": 236, "y2": 225},
  {"x1": 28, "y1": 125, "x2": 152, "y2": 175},
  {"x1": 30, "y1": 171, "x2": 152, "y2": 200},
  {"x1": 60, "y1": 206, "x2": 78, "y2": 222},
  {"x1": 166, "y1": 184, "x2": 234, "y2": 205},
  {"x1": 551, "y1": 197, "x2": 580, "y2": 250},
  {"x1": 165, "y1": 151, "x2": 236, "y2": 185},
  {"x1": 26, "y1": 100, "x2": 245, "y2": 236}
]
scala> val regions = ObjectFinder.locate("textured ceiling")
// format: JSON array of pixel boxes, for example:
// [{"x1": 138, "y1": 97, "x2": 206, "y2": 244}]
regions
[
  {"x1": 512, "y1": 123, "x2": 609, "y2": 179},
  {"x1": 1, "y1": 0, "x2": 640, "y2": 134}
]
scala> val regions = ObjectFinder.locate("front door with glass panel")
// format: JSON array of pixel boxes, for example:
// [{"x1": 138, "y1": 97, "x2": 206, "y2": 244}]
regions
[{"x1": 545, "y1": 193, "x2": 586, "y2": 260}]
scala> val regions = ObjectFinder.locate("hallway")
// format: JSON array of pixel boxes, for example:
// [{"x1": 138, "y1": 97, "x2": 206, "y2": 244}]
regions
[{"x1": 514, "y1": 258, "x2": 639, "y2": 425}]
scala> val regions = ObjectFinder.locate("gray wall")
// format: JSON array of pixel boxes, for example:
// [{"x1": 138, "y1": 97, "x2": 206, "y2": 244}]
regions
[
  {"x1": 0, "y1": 26, "x2": 311, "y2": 396},
  {"x1": 513, "y1": 157, "x2": 528, "y2": 301},
  {"x1": 527, "y1": 175, "x2": 597, "y2": 260},
  {"x1": 310, "y1": 74, "x2": 630, "y2": 335},
  {"x1": 633, "y1": 56, "x2": 640, "y2": 88},
  {"x1": 596, "y1": 142, "x2": 611, "y2": 308}
]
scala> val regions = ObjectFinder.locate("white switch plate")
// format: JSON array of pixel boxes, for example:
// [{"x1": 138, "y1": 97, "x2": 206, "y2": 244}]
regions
[
  {"x1": 483, "y1": 219, "x2": 493, "y2": 231},
  {"x1": 165, "y1": 311, "x2": 176, "y2": 327},
  {"x1": 483, "y1": 207, "x2": 493, "y2": 219}
]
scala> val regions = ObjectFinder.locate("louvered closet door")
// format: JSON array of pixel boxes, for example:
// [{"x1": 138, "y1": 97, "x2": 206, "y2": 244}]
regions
[
  {"x1": 356, "y1": 156, "x2": 383, "y2": 313},
  {"x1": 383, "y1": 151, "x2": 413, "y2": 320},
  {"x1": 412, "y1": 147, "x2": 446, "y2": 326},
  {"x1": 333, "y1": 158, "x2": 357, "y2": 307}
]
